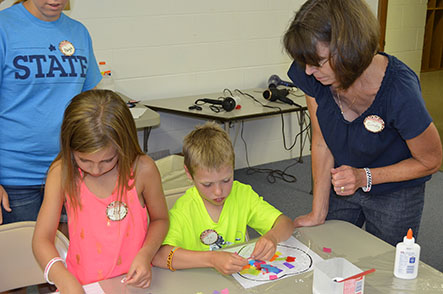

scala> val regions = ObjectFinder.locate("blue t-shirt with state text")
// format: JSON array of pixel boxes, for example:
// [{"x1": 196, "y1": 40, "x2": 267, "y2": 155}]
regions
[{"x1": 0, "y1": 3, "x2": 101, "y2": 185}]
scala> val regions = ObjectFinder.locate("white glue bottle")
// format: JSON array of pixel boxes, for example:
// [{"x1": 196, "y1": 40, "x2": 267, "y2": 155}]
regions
[{"x1": 394, "y1": 228, "x2": 420, "y2": 279}]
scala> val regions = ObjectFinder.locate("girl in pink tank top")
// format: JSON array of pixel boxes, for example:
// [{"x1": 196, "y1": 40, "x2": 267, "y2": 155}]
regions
[{"x1": 33, "y1": 90, "x2": 169, "y2": 292}]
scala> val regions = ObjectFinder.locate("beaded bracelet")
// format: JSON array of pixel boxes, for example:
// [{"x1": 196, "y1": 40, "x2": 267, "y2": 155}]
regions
[
  {"x1": 362, "y1": 168, "x2": 372, "y2": 192},
  {"x1": 167, "y1": 247, "x2": 179, "y2": 271},
  {"x1": 44, "y1": 257, "x2": 66, "y2": 285}
]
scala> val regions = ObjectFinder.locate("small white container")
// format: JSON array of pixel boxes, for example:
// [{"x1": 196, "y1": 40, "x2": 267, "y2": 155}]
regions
[
  {"x1": 313, "y1": 257, "x2": 365, "y2": 294},
  {"x1": 97, "y1": 61, "x2": 116, "y2": 91},
  {"x1": 394, "y1": 228, "x2": 420, "y2": 279}
]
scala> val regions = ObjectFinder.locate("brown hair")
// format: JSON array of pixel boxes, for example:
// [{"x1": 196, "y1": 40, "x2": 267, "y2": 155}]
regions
[
  {"x1": 52, "y1": 89, "x2": 144, "y2": 210},
  {"x1": 183, "y1": 122, "x2": 235, "y2": 177},
  {"x1": 283, "y1": 0, "x2": 380, "y2": 89}
]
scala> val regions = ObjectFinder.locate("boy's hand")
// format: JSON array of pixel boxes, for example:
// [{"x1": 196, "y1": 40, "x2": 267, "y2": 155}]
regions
[
  {"x1": 250, "y1": 235, "x2": 278, "y2": 261},
  {"x1": 210, "y1": 251, "x2": 248, "y2": 275},
  {"x1": 124, "y1": 254, "x2": 152, "y2": 288}
]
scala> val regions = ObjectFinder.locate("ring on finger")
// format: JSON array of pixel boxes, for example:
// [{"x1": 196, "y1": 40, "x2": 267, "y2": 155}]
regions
[{"x1": 340, "y1": 186, "x2": 345, "y2": 193}]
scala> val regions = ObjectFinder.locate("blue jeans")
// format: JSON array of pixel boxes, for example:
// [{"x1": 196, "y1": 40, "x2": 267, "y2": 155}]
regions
[
  {"x1": 1, "y1": 185, "x2": 44, "y2": 224},
  {"x1": 326, "y1": 184, "x2": 425, "y2": 246}
]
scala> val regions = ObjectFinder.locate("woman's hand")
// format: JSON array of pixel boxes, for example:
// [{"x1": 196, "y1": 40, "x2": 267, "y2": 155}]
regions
[
  {"x1": 293, "y1": 211, "x2": 326, "y2": 228},
  {"x1": 210, "y1": 251, "x2": 248, "y2": 275},
  {"x1": 331, "y1": 165, "x2": 366, "y2": 195}
]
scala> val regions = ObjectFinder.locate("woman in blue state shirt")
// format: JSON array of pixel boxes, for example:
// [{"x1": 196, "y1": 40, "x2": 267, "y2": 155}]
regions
[{"x1": 0, "y1": 0, "x2": 102, "y2": 225}]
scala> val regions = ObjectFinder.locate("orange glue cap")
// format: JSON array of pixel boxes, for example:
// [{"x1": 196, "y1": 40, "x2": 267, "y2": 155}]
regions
[{"x1": 407, "y1": 228, "x2": 413, "y2": 239}]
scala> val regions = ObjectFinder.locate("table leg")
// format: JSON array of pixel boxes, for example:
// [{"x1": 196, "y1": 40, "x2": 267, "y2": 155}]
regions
[
  {"x1": 143, "y1": 127, "x2": 152, "y2": 153},
  {"x1": 299, "y1": 110, "x2": 305, "y2": 162},
  {"x1": 223, "y1": 121, "x2": 229, "y2": 131}
]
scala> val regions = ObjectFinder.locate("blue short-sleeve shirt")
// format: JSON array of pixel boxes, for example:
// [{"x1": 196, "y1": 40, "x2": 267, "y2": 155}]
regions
[{"x1": 288, "y1": 52, "x2": 432, "y2": 194}]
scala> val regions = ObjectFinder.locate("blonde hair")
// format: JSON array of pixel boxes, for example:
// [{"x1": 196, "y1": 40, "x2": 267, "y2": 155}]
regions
[
  {"x1": 283, "y1": 0, "x2": 380, "y2": 90},
  {"x1": 183, "y1": 122, "x2": 235, "y2": 177},
  {"x1": 52, "y1": 89, "x2": 144, "y2": 210}
]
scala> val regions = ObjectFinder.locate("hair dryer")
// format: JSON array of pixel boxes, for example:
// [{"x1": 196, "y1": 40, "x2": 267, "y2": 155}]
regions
[
  {"x1": 263, "y1": 88, "x2": 300, "y2": 107},
  {"x1": 268, "y1": 74, "x2": 295, "y2": 88}
]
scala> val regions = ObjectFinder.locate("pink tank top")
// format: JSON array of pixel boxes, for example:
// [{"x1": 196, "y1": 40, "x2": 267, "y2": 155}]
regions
[{"x1": 65, "y1": 177, "x2": 148, "y2": 285}]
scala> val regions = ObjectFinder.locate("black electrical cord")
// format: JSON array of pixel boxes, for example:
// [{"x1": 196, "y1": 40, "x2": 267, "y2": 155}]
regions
[
  {"x1": 235, "y1": 89, "x2": 311, "y2": 151},
  {"x1": 234, "y1": 89, "x2": 312, "y2": 184}
]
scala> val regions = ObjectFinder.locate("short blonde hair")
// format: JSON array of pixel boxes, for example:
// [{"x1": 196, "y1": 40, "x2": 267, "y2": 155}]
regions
[{"x1": 183, "y1": 122, "x2": 234, "y2": 177}]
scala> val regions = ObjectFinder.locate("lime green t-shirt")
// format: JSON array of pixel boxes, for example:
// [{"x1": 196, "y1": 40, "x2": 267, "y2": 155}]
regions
[{"x1": 163, "y1": 181, "x2": 282, "y2": 251}]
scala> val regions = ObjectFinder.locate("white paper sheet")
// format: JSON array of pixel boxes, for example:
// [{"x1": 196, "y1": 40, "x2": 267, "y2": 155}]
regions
[
  {"x1": 130, "y1": 107, "x2": 146, "y2": 119},
  {"x1": 225, "y1": 235, "x2": 323, "y2": 289},
  {"x1": 50, "y1": 282, "x2": 104, "y2": 294}
]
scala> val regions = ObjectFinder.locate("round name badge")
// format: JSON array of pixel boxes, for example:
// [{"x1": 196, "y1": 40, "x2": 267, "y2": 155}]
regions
[
  {"x1": 106, "y1": 201, "x2": 128, "y2": 222},
  {"x1": 363, "y1": 115, "x2": 385, "y2": 133},
  {"x1": 200, "y1": 229, "x2": 219, "y2": 245},
  {"x1": 59, "y1": 40, "x2": 75, "y2": 56}
]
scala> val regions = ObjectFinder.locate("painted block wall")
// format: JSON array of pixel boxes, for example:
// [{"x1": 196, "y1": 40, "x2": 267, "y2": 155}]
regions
[
  {"x1": 384, "y1": 0, "x2": 428, "y2": 75},
  {"x1": 0, "y1": 0, "x2": 383, "y2": 169},
  {"x1": 70, "y1": 0, "x2": 309, "y2": 169}
]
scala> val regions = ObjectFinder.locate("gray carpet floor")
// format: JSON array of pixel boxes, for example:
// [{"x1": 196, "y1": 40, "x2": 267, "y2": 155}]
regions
[{"x1": 234, "y1": 155, "x2": 443, "y2": 273}]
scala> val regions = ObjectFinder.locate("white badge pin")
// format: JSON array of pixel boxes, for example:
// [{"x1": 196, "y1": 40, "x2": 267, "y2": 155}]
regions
[
  {"x1": 59, "y1": 40, "x2": 75, "y2": 56},
  {"x1": 363, "y1": 115, "x2": 385, "y2": 133},
  {"x1": 200, "y1": 229, "x2": 219, "y2": 245},
  {"x1": 106, "y1": 201, "x2": 128, "y2": 222}
]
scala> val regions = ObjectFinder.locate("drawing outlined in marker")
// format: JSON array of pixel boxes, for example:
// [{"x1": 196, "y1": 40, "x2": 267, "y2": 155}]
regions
[{"x1": 225, "y1": 236, "x2": 324, "y2": 288}]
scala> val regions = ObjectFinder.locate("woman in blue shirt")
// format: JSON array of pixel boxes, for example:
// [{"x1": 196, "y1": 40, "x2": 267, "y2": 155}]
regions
[
  {"x1": 283, "y1": 0, "x2": 442, "y2": 245},
  {"x1": 0, "y1": 0, "x2": 101, "y2": 225}
]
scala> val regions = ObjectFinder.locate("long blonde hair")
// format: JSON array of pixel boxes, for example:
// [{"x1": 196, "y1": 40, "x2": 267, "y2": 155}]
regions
[{"x1": 52, "y1": 89, "x2": 144, "y2": 210}]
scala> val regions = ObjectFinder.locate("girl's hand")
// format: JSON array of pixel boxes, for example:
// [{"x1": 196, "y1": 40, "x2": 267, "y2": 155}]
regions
[
  {"x1": 210, "y1": 251, "x2": 248, "y2": 275},
  {"x1": 0, "y1": 185, "x2": 12, "y2": 224},
  {"x1": 123, "y1": 254, "x2": 152, "y2": 288},
  {"x1": 250, "y1": 235, "x2": 277, "y2": 261}
]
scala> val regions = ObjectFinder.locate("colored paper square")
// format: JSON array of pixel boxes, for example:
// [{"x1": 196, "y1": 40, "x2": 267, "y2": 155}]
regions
[
  {"x1": 323, "y1": 247, "x2": 332, "y2": 253},
  {"x1": 248, "y1": 268, "x2": 261, "y2": 276},
  {"x1": 261, "y1": 264, "x2": 282, "y2": 274},
  {"x1": 270, "y1": 254, "x2": 279, "y2": 262},
  {"x1": 269, "y1": 274, "x2": 278, "y2": 280},
  {"x1": 286, "y1": 256, "x2": 296, "y2": 262},
  {"x1": 283, "y1": 262, "x2": 295, "y2": 269},
  {"x1": 220, "y1": 288, "x2": 229, "y2": 294}
]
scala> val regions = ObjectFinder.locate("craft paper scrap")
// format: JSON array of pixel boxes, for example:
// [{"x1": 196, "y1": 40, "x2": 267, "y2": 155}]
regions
[
  {"x1": 130, "y1": 107, "x2": 146, "y2": 119},
  {"x1": 224, "y1": 235, "x2": 323, "y2": 289},
  {"x1": 323, "y1": 247, "x2": 332, "y2": 253},
  {"x1": 82, "y1": 283, "x2": 105, "y2": 294},
  {"x1": 212, "y1": 289, "x2": 229, "y2": 294}
]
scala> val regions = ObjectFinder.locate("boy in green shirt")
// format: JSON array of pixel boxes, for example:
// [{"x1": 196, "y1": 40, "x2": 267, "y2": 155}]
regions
[{"x1": 152, "y1": 122, "x2": 294, "y2": 274}]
